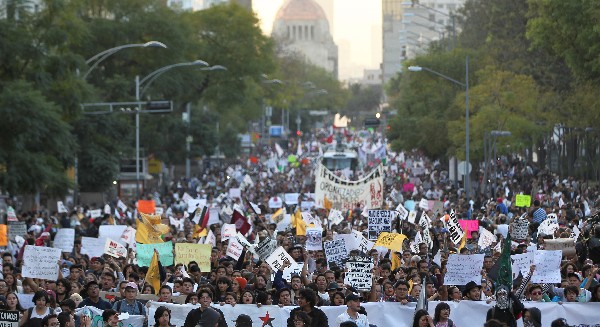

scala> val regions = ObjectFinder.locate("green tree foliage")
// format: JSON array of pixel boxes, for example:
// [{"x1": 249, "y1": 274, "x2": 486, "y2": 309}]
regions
[{"x1": 344, "y1": 83, "x2": 383, "y2": 114}]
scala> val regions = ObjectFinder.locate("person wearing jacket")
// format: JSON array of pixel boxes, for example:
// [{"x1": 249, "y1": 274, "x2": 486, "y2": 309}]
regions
[{"x1": 286, "y1": 289, "x2": 328, "y2": 327}]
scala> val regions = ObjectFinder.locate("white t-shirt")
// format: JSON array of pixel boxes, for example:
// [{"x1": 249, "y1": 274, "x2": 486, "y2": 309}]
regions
[{"x1": 336, "y1": 311, "x2": 370, "y2": 327}]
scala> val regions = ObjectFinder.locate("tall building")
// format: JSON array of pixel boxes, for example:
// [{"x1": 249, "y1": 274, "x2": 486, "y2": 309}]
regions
[
  {"x1": 272, "y1": 0, "x2": 339, "y2": 78},
  {"x1": 382, "y1": 0, "x2": 464, "y2": 84}
]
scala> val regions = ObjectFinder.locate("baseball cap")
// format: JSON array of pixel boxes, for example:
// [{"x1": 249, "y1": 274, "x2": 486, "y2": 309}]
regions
[
  {"x1": 125, "y1": 282, "x2": 138, "y2": 290},
  {"x1": 91, "y1": 257, "x2": 105, "y2": 264}
]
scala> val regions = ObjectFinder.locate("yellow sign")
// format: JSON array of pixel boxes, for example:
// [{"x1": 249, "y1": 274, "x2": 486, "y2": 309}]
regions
[
  {"x1": 148, "y1": 159, "x2": 163, "y2": 174},
  {"x1": 515, "y1": 194, "x2": 531, "y2": 207},
  {"x1": 175, "y1": 243, "x2": 212, "y2": 272},
  {"x1": 374, "y1": 232, "x2": 407, "y2": 251}
]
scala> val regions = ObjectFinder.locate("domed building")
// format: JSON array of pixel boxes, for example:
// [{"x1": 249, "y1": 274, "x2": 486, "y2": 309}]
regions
[{"x1": 272, "y1": 0, "x2": 338, "y2": 79}]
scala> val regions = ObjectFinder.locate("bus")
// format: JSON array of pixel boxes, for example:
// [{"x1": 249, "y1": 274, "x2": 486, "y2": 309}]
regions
[{"x1": 321, "y1": 143, "x2": 358, "y2": 174}]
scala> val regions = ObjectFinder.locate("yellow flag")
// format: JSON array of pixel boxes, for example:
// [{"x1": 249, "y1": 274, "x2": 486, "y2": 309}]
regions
[
  {"x1": 374, "y1": 232, "x2": 407, "y2": 252},
  {"x1": 145, "y1": 251, "x2": 161, "y2": 294},
  {"x1": 296, "y1": 219, "x2": 307, "y2": 236},
  {"x1": 271, "y1": 208, "x2": 284, "y2": 223},
  {"x1": 458, "y1": 233, "x2": 467, "y2": 251},
  {"x1": 193, "y1": 224, "x2": 208, "y2": 238},
  {"x1": 390, "y1": 251, "x2": 402, "y2": 271},
  {"x1": 292, "y1": 208, "x2": 302, "y2": 228},
  {"x1": 324, "y1": 196, "x2": 332, "y2": 210},
  {"x1": 135, "y1": 213, "x2": 169, "y2": 244}
]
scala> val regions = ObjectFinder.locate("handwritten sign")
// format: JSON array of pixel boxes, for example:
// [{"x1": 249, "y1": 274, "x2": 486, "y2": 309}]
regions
[
  {"x1": 458, "y1": 220, "x2": 479, "y2": 239},
  {"x1": 8, "y1": 222, "x2": 27, "y2": 241},
  {"x1": 265, "y1": 247, "x2": 296, "y2": 271},
  {"x1": 538, "y1": 219, "x2": 559, "y2": 237},
  {"x1": 82, "y1": 237, "x2": 108, "y2": 258},
  {"x1": 104, "y1": 238, "x2": 127, "y2": 258},
  {"x1": 544, "y1": 238, "x2": 576, "y2": 258},
  {"x1": 395, "y1": 203, "x2": 409, "y2": 221},
  {"x1": 226, "y1": 237, "x2": 244, "y2": 261},
  {"x1": 53, "y1": 228, "x2": 75, "y2": 252},
  {"x1": 352, "y1": 230, "x2": 375, "y2": 254},
  {"x1": 136, "y1": 241, "x2": 174, "y2": 267},
  {"x1": 22, "y1": 245, "x2": 61, "y2": 280},
  {"x1": 324, "y1": 238, "x2": 347, "y2": 267},
  {"x1": 510, "y1": 219, "x2": 530, "y2": 240},
  {"x1": 444, "y1": 254, "x2": 485, "y2": 285},
  {"x1": 374, "y1": 232, "x2": 406, "y2": 252},
  {"x1": 328, "y1": 209, "x2": 345, "y2": 226},
  {"x1": 532, "y1": 250, "x2": 562, "y2": 283},
  {"x1": 305, "y1": 227, "x2": 323, "y2": 251},
  {"x1": 282, "y1": 262, "x2": 304, "y2": 281},
  {"x1": 446, "y1": 211, "x2": 465, "y2": 245},
  {"x1": 255, "y1": 237, "x2": 278, "y2": 260},
  {"x1": 221, "y1": 224, "x2": 236, "y2": 241},
  {"x1": 515, "y1": 194, "x2": 531, "y2": 207},
  {"x1": 344, "y1": 256, "x2": 374, "y2": 291},
  {"x1": 511, "y1": 252, "x2": 533, "y2": 279},
  {"x1": 367, "y1": 210, "x2": 392, "y2": 240},
  {"x1": 174, "y1": 243, "x2": 212, "y2": 272},
  {"x1": 478, "y1": 227, "x2": 497, "y2": 249}
]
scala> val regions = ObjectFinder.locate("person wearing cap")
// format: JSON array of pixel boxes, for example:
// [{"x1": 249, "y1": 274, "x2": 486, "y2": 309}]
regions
[
  {"x1": 77, "y1": 281, "x2": 111, "y2": 310},
  {"x1": 463, "y1": 281, "x2": 482, "y2": 301},
  {"x1": 112, "y1": 282, "x2": 146, "y2": 316},
  {"x1": 232, "y1": 314, "x2": 252, "y2": 327},
  {"x1": 326, "y1": 282, "x2": 339, "y2": 303},
  {"x1": 336, "y1": 294, "x2": 369, "y2": 327},
  {"x1": 286, "y1": 289, "x2": 328, "y2": 327},
  {"x1": 86, "y1": 257, "x2": 105, "y2": 279}
]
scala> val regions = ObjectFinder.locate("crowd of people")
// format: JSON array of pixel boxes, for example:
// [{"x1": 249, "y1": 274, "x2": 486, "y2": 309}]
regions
[{"x1": 4, "y1": 133, "x2": 600, "y2": 327}]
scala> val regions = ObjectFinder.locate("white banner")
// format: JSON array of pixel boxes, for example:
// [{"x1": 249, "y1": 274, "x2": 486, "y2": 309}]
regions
[
  {"x1": 22, "y1": 246, "x2": 61, "y2": 280},
  {"x1": 315, "y1": 164, "x2": 384, "y2": 211},
  {"x1": 444, "y1": 254, "x2": 484, "y2": 285},
  {"x1": 146, "y1": 301, "x2": 600, "y2": 327},
  {"x1": 53, "y1": 228, "x2": 75, "y2": 252},
  {"x1": 76, "y1": 306, "x2": 144, "y2": 327}
]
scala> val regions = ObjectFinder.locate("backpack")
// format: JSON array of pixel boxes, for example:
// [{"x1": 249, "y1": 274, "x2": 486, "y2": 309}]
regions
[
  {"x1": 116, "y1": 300, "x2": 144, "y2": 315},
  {"x1": 25, "y1": 307, "x2": 54, "y2": 327}
]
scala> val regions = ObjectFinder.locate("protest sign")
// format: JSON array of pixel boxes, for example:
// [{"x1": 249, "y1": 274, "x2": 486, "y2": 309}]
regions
[
  {"x1": 265, "y1": 247, "x2": 296, "y2": 271},
  {"x1": 99, "y1": 225, "x2": 128, "y2": 244},
  {"x1": 301, "y1": 212, "x2": 322, "y2": 228},
  {"x1": 395, "y1": 203, "x2": 409, "y2": 221},
  {"x1": 515, "y1": 194, "x2": 532, "y2": 207},
  {"x1": 305, "y1": 227, "x2": 323, "y2": 251},
  {"x1": 374, "y1": 232, "x2": 406, "y2": 252},
  {"x1": 8, "y1": 222, "x2": 26, "y2": 241},
  {"x1": 186, "y1": 199, "x2": 206, "y2": 214},
  {"x1": 226, "y1": 237, "x2": 244, "y2": 261},
  {"x1": 255, "y1": 237, "x2": 278, "y2": 260},
  {"x1": 301, "y1": 201, "x2": 315, "y2": 212},
  {"x1": 268, "y1": 197, "x2": 283, "y2": 209},
  {"x1": 538, "y1": 219, "x2": 559, "y2": 237},
  {"x1": 221, "y1": 224, "x2": 236, "y2": 241},
  {"x1": 315, "y1": 164, "x2": 384, "y2": 211},
  {"x1": 175, "y1": 243, "x2": 212, "y2": 271},
  {"x1": 344, "y1": 256, "x2": 374, "y2": 291},
  {"x1": 432, "y1": 201, "x2": 444, "y2": 218},
  {"x1": 478, "y1": 227, "x2": 497, "y2": 249},
  {"x1": 136, "y1": 241, "x2": 174, "y2": 267},
  {"x1": 117, "y1": 200, "x2": 128, "y2": 212},
  {"x1": 510, "y1": 219, "x2": 530, "y2": 240},
  {"x1": 88, "y1": 209, "x2": 102, "y2": 219},
  {"x1": 532, "y1": 250, "x2": 562, "y2": 283},
  {"x1": 546, "y1": 213, "x2": 558, "y2": 223},
  {"x1": 334, "y1": 234, "x2": 357, "y2": 255},
  {"x1": 446, "y1": 211, "x2": 465, "y2": 245},
  {"x1": 104, "y1": 238, "x2": 127, "y2": 259},
  {"x1": 324, "y1": 238, "x2": 348, "y2": 267},
  {"x1": 53, "y1": 228, "x2": 75, "y2": 252},
  {"x1": 155, "y1": 207, "x2": 164, "y2": 216},
  {"x1": 458, "y1": 220, "x2": 479, "y2": 239},
  {"x1": 82, "y1": 237, "x2": 107, "y2": 258},
  {"x1": 444, "y1": 254, "x2": 485, "y2": 285},
  {"x1": 544, "y1": 238, "x2": 576, "y2": 258},
  {"x1": 352, "y1": 230, "x2": 375, "y2": 254},
  {"x1": 282, "y1": 262, "x2": 304, "y2": 281},
  {"x1": 22, "y1": 246, "x2": 61, "y2": 280},
  {"x1": 16, "y1": 294, "x2": 34, "y2": 309},
  {"x1": 511, "y1": 252, "x2": 533, "y2": 279},
  {"x1": 418, "y1": 198, "x2": 430, "y2": 210},
  {"x1": 228, "y1": 188, "x2": 241, "y2": 200},
  {"x1": 328, "y1": 209, "x2": 344, "y2": 226},
  {"x1": 367, "y1": 210, "x2": 392, "y2": 240},
  {"x1": 0, "y1": 309, "x2": 20, "y2": 327},
  {"x1": 284, "y1": 193, "x2": 300, "y2": 205},
  {"x1": 407, "y1": 211, "x2": 418, "y2": 225},
  {"x1": 57, "y1": 201, "x2": 69, "y2": 213},
  {"x1": 120, "y1": 227, "x2": 136, "y2": 247}
]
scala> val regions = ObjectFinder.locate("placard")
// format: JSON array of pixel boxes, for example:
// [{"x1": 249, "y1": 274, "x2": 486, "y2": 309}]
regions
[
  {"x1": 186, "y1": 199, "x2": 206, "y2": 214},
  {"x1": 353, "y1": 230, "x2": 375, "y2": 254},
  {"x1": 99, "y1": 225, "x2": 128, "y2": 244},
  {"x1": 510, "y1": 219, "x2": 530, "y2": 240},
  {"x1": 104, "y1": 238, "x2": 128, "y2": 258},
  {"x1": 53, "y1": 228, "x2": 75, "y2": 252},
  {"x1": 532, "y1": 250, "x2": 562, "y2": 283},
  {"x1": 538, "y1": 219, "x2": 558, "y2": 237},
  {"x1": 282, "y1": 262, "x2": 304, "y2": 281},
  {"x1": 82, "y1": 237, "x2": 107, "y2": 258},
  {"x1": 22, "y1": 245, "x2": 61, "y2": 280},
  {"x1": 305, "y1": 227, "x2": 323, "y2": 251},
  {"x1": 226, "y1": 237, "x2": 244, "y2": 261},
  {"x1": 221, "y1": 224, "x2": 236, "y2": 241},
  {"x1": 511, "y1": 252, "x2": 533, "y2": 279},
  {"x1": 265, "y1": 247, "x2": 296, "y2": 271},
  {"x1": 367, "y1": 210, "x2": 392, "y2": 240},
  {"x1": 515, "y1": 194, "x2": 531, "y2": 207},
  {"x1": 374, "y1": 232, "x2": 406, "y2": 252},
  {"x1": 57, "y1": 201, "x2": 69, "y2": 213},
  {"x1": 444, "y1": 254, "x2": 485, "y2": 285},
  {"x1": 446, "y1": 211, "x2": 465, "y2": 245},
  {"x1": 478, "y1": 227, "x2": 497, "y2": 249},
  {"x1": 344, "y1": 256, "x2": 374, "y2": 291},
  {"x1": 284, "y1": 193, "x2": 300, "y2": 205},
  {"x1": 174, "y1": 243, "x2": 212, "y2": 272},
  {"x1": 136, "y1": 241, "x2": 174, "y2": 267},
  {"x1": 228, "y1": 188, "x2": 241, "y2": 200},
  {"x1": 8, "y1": 222, "x2": 27, "y2": 241},
  {"x1": 544, "y1": 238, "x2": 576, "y2": 258},
  {"x1": 328, "y1": 209, "x2": 344, "y2": 226},
  {"x1": 89, "y1": 209, "x2": 102, "y2": 219},
  {"x1": 458, "y1": 220, "x2": 479, "y2": 239},
  {"x1": 324, "y1": 238, "x2": 347, "y2": 267},
  {"x1": 418, "y1": 198, "x2": 430, "y2": 210},
  {"x1": 255, "y1": 237, "x2": 278, "y2": 260}
]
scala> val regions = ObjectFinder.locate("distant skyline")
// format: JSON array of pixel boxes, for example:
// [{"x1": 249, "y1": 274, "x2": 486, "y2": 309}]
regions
[{"x1": 253, "y1": 0, "x2": 382, "y2": 81}]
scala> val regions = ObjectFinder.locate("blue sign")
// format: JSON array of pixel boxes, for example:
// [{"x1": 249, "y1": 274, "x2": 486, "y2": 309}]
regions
[{"x1": 270, "y1": 125, "x2": 283, "y2": 137}]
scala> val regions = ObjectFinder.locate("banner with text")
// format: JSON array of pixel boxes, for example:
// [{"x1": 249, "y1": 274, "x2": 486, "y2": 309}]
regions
[{"x1": 314, "y1": 164, "x2": 384, "y2": 211}]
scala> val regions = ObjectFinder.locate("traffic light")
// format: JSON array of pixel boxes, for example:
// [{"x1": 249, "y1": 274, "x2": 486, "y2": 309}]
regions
[{"x1": 145, "y1": 101, "x2": 172, "y2": 113}]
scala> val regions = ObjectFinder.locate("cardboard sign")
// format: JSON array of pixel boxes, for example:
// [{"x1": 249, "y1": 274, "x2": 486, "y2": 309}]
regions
[
  {"x1": 328, "y1": 209, "x2": 345, "y2": 226},
  {"x1": 305, "y1": 227, "x2": 323, "y2": 251},
  {"x1": 532, "y1": 250, "x2": 562, "y2": 283},
  {"x1": 54, "y1": 228, "x2": 75, "y2": 252},
  {"x1": 446, "y1": 211, "x2": 465, "y2": 245},
  {"x1": 458, "y1": 220, "x2": 479, "y2": 239},
  {"x1": 538, "y1": 219, "x2": 559, "y2": 237},
  {"x1": 544, "y1": 238, "x2": 576, "y2": 258},
  {"x1": 8, "y1": 222, "x2": 26, "y2": 241},
  {"x1": 444, "y1": 254, "x2": 485, "y2": 285},
  {"x1": 104, "y1": 238, "x2": 128, "y2": 258},
  {"x1": 221, "y1": 224, "x2": 236, "y2": 241},
  {"x1": 22, "y1": 245, "x2": 61, "y2": 280},
  {"x1": 265, "y1": 247, "x2": 296, "y2": 271},
  {"x1": 367, "y1": 210, "x2": 392, "y2": 240},
  {"x1": 324, "y1": 238, "x2": 347, "y2": 267},
  {"x1": 344, "y1": 256, "x2": 374, "y2": 291},
  {"x1": 395, "y1": 203, "x2": 409, "y2": 221},
  {"x1": 82, "y1": 237, "x2": 107, "y2": 258},
  {"x1": 174, "y1": 243, "x2": 212, "y2": 272},
  {"x1": 515, "y1": 194, "x2": 532, "y2": 207},
  {"x1": 226, "y1": 237, "x2": 244, "y2": 261},
  {"x1": 99, "y1": 225, "x2": 128, "y2": 244},
  {"x1": 510, "y1": 219, "x2": 530, "y2": 240},
  {"x1": 136, "y1": 241, "x2": 174, "y2": 267}
]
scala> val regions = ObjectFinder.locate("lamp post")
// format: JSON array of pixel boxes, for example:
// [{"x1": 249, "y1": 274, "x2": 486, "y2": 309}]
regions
[
  {"x1": 408, "y1": 56, "x2": 470, "y2": 198},
  {"x1": 134, "y1": 59, "x2": 209, "y2": 198},
  {"x1": 84, "y1": 41, "x2": 167, "y2": 79}
]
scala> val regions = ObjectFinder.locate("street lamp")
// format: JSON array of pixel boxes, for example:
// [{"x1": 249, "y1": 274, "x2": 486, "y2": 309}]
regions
[
  {"x1": 134, "y1": 59, "x2": 209, "y2": 198},
  {"x1": 84, "y1": 41, "x2": 167, "y2": 79},
  {"x1": 408, "y1": 56, "x2": 470, "y2": 198}
]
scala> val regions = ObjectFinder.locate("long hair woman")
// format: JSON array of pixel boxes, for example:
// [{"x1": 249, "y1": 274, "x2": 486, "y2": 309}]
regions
[{"x1": 153, "y1": 306, "x2": 173, "y2": 327}]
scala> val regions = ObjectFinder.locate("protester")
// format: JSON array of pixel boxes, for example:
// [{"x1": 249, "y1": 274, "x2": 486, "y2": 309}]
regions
[
  {"x1": 20, "y1": 291, "x2": 55, "y2": 327},
  {"x1": 153, "y1": 306, "x2": 173, "y2": 327},
  {"x1": 335, "y1": 294, "x2": 369, "y2": 327},
  {"x1": 413, "y1": 309, "x2": 435, "y2": 327},
  {"x1": 286, "y1": 289, "x2": 328, "y2": 327}
]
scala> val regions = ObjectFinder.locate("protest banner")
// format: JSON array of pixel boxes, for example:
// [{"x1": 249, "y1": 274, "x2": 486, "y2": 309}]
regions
[
  {"x1": 532, "y1": 250, "x2": 562, "y2": 283},
  {"x1": 446, "y1": 211, "x2": 465, "y2": 245},
  {"x1": 8, "y1": 222, "x2": 27, "y2": 241},
  {"x1": 510, "y1": 219, "x2": 530, "y2": 240},
  {"x1": 515, "y1": 194, "x2": 532, "y2": 207},
  {"x1": 324, "y1": 238, "x2": 347, "y2": 267},
  {"x1": 208, "y1": 207, "x2": 220, "y2": 226},
  {"x1": 374, "y1": 232, "x2": 406, "y2": 252},
  {"x1": 444, "y1": 254, "x2": 485, "y2": 285},
  {"x1": 265, "y1": 247, "x2": 296, "y2": 272},
  {"x1": 0, "y1": 309, "x2": 19, "y2": 327},
  {"x1": 315, "y1": 164, "x2": 384, "y2": 211},
  {"x1": 136, "y1": 241, "x2": 174, "y2": 267},
  {"x1": 268, "y1": 197, "x2": 284, "y2": 209},
  {"x1": 305, "y1": 227, "x2": 323, "y2": 251},
  {"x1": 99, "y1": 225, "x2": 128, "y2": 244},
  {"x1": 367, "y1": 210, "x2": 392, "y2": 240},
  {"x1": 53, "y1": 228, "x2": 75, "y2": 252},
  {"x1": 22, "y1": 245, "x2": 61, "y2": 280},
  {"x1": 76, "y1": 306, "x2": 144, "y2": 327},
  {"x1": 221, "y1": 224, "x2": 236, "y2": 241},
  {"x1": 544, "y1": 238, "x2": 576, "y2": 259},
  {"x1": 82, "y1": 237, "x2": 107, "y2": 258},
  {"x1": 175, "y1": 243, "x2": 212, "y2": 271},
  {"x1": 344, "y1": 256, "x2": 374, "y2": 291},
  {"x1": 226, "y1": 237, "x2": 244, "y2": 261},
  {"x1": 104, "y1": 238, "x2": 127, "y2": 259},
  {"x1": 395, "y1": 203, "x2": 409, "y2": 221},
  {"x1": 511, "y1": 252, "x2": 533, "y2": 279},
  {"x1": 328, "y1": 209, "x2": 345, "y2": 226},
  {"x1": 458, "y1": 220, "x2": 479, "y2": 239}
]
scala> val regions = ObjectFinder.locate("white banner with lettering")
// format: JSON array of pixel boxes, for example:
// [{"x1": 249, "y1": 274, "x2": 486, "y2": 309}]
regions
[
  {"x1": 146, "y1": 301, "x2": 600, "y2": 327},
  {"x1": 314, "y1": 164, "x2": 384, "y2": 211}
]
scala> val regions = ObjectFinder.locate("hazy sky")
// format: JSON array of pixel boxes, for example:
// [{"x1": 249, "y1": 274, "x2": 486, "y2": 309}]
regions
[{"x1": 253, "y1": 0, "x2": 382, "y2": 81}]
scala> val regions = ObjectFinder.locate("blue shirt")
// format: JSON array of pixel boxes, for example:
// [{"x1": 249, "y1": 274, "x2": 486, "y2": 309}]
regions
[
  {"x1": 532, "y1": 207, "x2": 546, "y2": 223},
  {"x1": 112, "y1": 299, "x2": 146, "y2": 316}
]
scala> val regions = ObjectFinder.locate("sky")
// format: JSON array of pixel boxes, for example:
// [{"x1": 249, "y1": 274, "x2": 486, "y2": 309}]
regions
[{"x1": 253, "y1": 0, "x2": 382, "y2": 81}]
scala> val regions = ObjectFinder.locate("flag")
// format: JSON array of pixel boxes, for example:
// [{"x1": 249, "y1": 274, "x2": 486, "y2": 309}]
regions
[
  {"x1": 204, "y1": 229, "x2": 216, "y2": 247},
  {"x1": 231, "y1": 210, "x2": 251, "y2": 235},
  {"x1": 192, "y1": 206, "x2": 210, "y2": 234},
  {"x1": 292, "y1": 208, "x2": 302, "y2": 228},
  {"x1": 145, "y1": 251, "x2": 161, "y2": 294},
  {"x1": 271, "y1": 208, "x2": 284, "y2": 223},
  {"x1": 135, "y1": 213, "x2": 169, "y2": 244},
  {"x1": 457, "y1": 234, "x2": 467, "y2": 252},
  {"x1": 193, "y1": 224, "x2": 208, "y2": 238},
  {"x1": 496, "y1": 234, "x2": 513, "y2": 290},
  {"x1": 323, "y1": 196, "x2": 332, "y2": 210},
  {"x1": 391, "y1": 251, "x2": 402, "y2": 271},
  {"x1": 296, "y1": 219, "x2": 307, "y2": 236},
  {"x1": 374, "y1": 232, "x2": 407, "y2": 252},
  {"x1": 274, "y1": 143, "x2": 284, "y2": 157}
]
